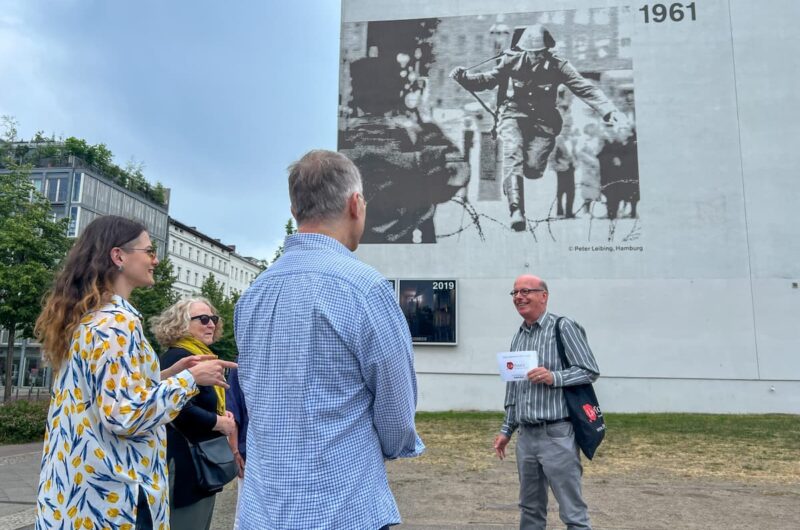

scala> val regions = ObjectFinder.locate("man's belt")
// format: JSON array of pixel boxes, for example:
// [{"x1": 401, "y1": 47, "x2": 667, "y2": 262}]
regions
[{"x1": 521, "y1": 418, "x2": 570, "y2": 428}]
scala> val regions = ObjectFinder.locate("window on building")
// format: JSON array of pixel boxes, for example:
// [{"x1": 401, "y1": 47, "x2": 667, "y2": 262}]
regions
[
  {"x1": 46, "y1": 176, "x2": 63, "y2": 202},
  {"x1": 186, "y1": 270, "x2": 190, "y2": 283},
  {"x1": 67, "y1": 206, "x2": 80, "y2": 237},
  {"x1": 71, "y1": 173, "x2": 83, "y2": 203},
  {"x1": 194, "y1": 272, "x2": 199, "y2": 285}
]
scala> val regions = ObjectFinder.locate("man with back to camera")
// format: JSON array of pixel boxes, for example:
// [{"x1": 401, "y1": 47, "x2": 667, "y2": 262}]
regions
[
  {"x1": 234, "y1": 150, "x2": 424, "y2": 530},
  {"x1": 496, "y1": 274, "x2": 600, "y2": 529}
]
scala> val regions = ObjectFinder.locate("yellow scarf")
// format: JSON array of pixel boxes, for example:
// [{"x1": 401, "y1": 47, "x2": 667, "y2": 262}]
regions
[{"x1": 174, "y1": 336, "x2": 226, "y2": 415}]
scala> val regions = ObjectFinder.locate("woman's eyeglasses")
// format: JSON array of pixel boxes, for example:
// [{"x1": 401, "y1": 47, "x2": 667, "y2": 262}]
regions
[
  {"x1": 190, "y1": 314, "x2": 219, "y2": 325},
  {"x1": 124, "y1": 247, "x2": 158, "y2": 258}
]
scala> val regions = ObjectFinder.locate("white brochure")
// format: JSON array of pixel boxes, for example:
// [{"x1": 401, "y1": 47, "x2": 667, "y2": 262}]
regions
[{"x1": 496, "y1": 350, "x2": 538, "y2": 382}]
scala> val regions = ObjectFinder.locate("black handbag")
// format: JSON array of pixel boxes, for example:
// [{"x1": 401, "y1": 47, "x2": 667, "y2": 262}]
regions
[
  {"x1": 554, "y1": 317, "x2": 606, "y2": 460},
  {"x1": 172, "y1": 426, "x2": 238, "y2": 493}
]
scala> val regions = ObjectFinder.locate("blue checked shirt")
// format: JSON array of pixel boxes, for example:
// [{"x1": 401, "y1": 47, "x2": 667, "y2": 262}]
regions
[{"x1": 234, "y1": 233, "x2": 424, "y2": 530}]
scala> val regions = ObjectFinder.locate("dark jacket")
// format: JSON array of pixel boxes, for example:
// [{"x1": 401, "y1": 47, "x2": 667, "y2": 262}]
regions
[
  {"x1": 458, "y1": 49, "x2": 616, "y2": 136},
  {"x1": 598, "y1": 134, "x2": 640, "y2": 202},
  {"x1": 161, "y1": 346, "x2": 223, "y2": 507},
  {"x1": 225, "y1": 367, "x2": 248, "y2": 461}
]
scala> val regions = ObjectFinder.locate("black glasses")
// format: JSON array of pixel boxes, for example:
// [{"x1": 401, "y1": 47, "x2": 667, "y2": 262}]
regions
[
  {"x1": 124, "y1": 247, "x2": 157, "y2": 258},
  {"x1": 190, "y1": 314, "x2": 219, "y2": 325},
  {"x1": 509, "y1": 288, "x2": 546, "y2": 297}
]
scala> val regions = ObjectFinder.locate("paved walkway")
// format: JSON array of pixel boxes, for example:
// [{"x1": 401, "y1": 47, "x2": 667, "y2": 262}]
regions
[{"x1": 0, "y1": 442, "x2": 41, "y2": 530}]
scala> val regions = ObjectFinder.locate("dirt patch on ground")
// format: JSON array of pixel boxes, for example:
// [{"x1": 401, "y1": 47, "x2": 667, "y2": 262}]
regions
[
  {"x1": 387, "y1": 451, "x2": 799, "y2": 529},
  {"x1": 385, "y1": 414, "x2": 800, "y2": 529}
]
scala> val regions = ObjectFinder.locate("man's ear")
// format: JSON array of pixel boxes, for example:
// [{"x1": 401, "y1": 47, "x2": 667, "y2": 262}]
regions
[{"x1": 348, "y1": 192, "x2": 360, "y2": 219}]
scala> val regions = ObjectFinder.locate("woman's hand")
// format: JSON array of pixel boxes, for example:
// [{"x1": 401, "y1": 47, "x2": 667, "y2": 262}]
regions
[
  {"x1": 213, "y1": 411, "x2": 236, "y2": 436},
  {"x1": 160, "y1": 355, "x2": 217, "y2": 380},
  {"x1": 234, "y1": 452, "x2": 245, "y2": 478},
  {"x1": 228, "y1": 420, "x2": 246, "y2": 478},
  {"x1": 187, "y1": 359, "x2": 238, "y2": 388}
]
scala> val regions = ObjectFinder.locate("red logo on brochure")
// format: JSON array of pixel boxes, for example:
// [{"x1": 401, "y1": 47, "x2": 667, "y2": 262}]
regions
[
  {"x1": 506, "y1": 361, "x2": 514, "y2": 370},
  {"x1": 583, "y1": 403, "x2": 597, "y2": 422}
]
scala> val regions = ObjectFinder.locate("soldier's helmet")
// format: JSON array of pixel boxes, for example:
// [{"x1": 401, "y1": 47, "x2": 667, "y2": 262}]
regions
[{"x1": 514, "y1": 24, "x2": 556, "y2": 51}]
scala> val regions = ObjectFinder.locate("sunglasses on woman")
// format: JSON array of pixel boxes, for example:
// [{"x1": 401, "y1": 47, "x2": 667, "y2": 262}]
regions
[{"x1": 190, "y1": 314, "x2": 219, "y2": 325}]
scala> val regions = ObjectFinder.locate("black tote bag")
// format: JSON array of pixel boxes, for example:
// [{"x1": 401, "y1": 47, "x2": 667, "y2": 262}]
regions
[
  {"x1": 172, "y1": 425, "x2": 238, "y2": 494},
  {"x1": 554, "y1": 317, "x2": 606, "y2": 460}
]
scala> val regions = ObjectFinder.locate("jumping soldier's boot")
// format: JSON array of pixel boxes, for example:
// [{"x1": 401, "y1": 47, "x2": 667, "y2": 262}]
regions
[{"x1": 503, "y1": 175, "x2": 526, "y2": 231}]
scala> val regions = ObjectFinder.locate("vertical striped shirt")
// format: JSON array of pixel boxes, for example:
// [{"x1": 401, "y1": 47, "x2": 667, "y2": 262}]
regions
[{"x1": 501, "y1": 311, "x2": 600, "y2": 437}]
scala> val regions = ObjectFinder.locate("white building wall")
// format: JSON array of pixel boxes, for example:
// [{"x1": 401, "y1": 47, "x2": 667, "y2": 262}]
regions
[
  {"x1": 167, "y1": 221, "x2": 261, "y2": 297},
  {"x1": 343, "y1": 0, "x2": 800, "y2": 413},
  {"x1": 228, "y1": 254, "x2": 263, "y2": 296}
]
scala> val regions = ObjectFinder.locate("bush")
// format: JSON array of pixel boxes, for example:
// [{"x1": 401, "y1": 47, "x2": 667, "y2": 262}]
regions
[{"x1": 0, "y1": 399, "x2": 49, "y2": 444}]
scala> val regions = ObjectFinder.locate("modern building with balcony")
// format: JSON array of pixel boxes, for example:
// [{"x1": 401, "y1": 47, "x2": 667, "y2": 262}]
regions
[{"x1": 0, "y1": 149, "x2": 170, "y2": 394}]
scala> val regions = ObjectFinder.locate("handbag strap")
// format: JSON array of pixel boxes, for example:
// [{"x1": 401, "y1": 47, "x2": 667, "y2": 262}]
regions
[
  {"x1": 168, "y1": 422, "x2": 197, "y2": 448},
  {"x1": 554, "y1": 316, "x2": 572, "y2": 369}
]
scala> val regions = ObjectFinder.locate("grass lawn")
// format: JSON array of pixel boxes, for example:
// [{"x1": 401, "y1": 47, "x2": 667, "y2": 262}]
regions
[{"x1": 412, "y1": 412, "x2": 800, "y2": 483}]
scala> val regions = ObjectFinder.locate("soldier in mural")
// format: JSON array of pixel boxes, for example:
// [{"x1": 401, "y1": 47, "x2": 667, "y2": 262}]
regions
[
  {"x1": 450, "y1": 24, "x2": 625, "y2": 231},
  {"x1": 339, "y1": 56, "x2": 470, "y2": 243}
]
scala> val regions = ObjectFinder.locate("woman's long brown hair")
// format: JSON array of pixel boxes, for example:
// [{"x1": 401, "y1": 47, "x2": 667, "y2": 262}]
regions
[{"x1": 34, "y1": 216, "x2": 147, "y2": 371}]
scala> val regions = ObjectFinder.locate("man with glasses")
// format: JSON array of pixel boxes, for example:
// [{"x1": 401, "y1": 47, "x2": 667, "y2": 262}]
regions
[
  {"x1": 234, "y1": 150, "x2": 424, "y2": 530},
  {"x1": 496, "y1": 275, "x2": 600, "y2": 529}
]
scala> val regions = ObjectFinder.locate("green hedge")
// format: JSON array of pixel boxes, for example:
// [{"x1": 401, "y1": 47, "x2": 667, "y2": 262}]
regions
[{"x1": 0, "y1": 399, "x2": 49, "y2": 444}]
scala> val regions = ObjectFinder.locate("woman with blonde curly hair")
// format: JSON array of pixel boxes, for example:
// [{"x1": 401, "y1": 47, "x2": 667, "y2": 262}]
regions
[
  {"x1": 151, "y1": 297, "x2": 236, "y2": 530},
  {"x1": 33, "y1": 215, "x2": 236, "y2": 530}
]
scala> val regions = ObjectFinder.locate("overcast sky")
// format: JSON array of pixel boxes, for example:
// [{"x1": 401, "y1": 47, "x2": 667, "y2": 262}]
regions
[{"x1": 0, "y1": 0, "x2": 342, "y2": 259}]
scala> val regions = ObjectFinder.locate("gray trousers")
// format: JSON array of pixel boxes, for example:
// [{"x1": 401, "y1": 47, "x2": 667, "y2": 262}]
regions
[
  {"x1": 498, "y1": 117, "x2": 557, "y2": 214},
  {"x1": 515, "y1": 422, "x2": 591, "y2": 530},
  {"x1": 168, "y1": 458, "x2": 217, "y2": 530}
]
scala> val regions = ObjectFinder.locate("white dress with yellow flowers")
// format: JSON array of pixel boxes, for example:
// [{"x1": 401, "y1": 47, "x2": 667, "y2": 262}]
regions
[{"x1": 36, "y1": 295, "x2": 199, "y2": 530}]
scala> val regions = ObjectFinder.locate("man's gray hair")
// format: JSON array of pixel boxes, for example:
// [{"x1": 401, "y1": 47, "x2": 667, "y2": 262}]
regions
[{"x1": 288, "y1": 150, "x2": 363, "y2": 224}]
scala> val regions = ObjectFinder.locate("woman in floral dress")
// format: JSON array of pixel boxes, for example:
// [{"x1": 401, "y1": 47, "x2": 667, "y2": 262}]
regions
[{"x1": 33, "y1": 215, "x2": 235, "y2": 530}]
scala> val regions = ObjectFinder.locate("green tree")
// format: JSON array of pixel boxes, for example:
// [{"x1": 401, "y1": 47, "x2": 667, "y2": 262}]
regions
[
  {"x1": 1, "y1": 116, "x2": 18, "y2": 143},
  {"x1": 200, "y1": 273, "x2": 238, "y2": 361},
  {"x1": 152, "y1": 182, "x2": 168, "y2": 206},
  {"x1": 271, "y1": 218, "x2": 296, "y2": 264},
  {"x1": 0, "y1": 160, "x2": 70, "y2": 400},
  {"x1": 1, "y1": 119, "x2": 167, "y2": 207},
  {"x1": 129, "y1": 258, "x2": 180, "y2": 351}
]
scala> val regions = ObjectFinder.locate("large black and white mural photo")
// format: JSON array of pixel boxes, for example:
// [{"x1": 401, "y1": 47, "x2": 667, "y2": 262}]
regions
[{"x1": 338, "y1": 6, "x2": 640, "y2": 246}]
